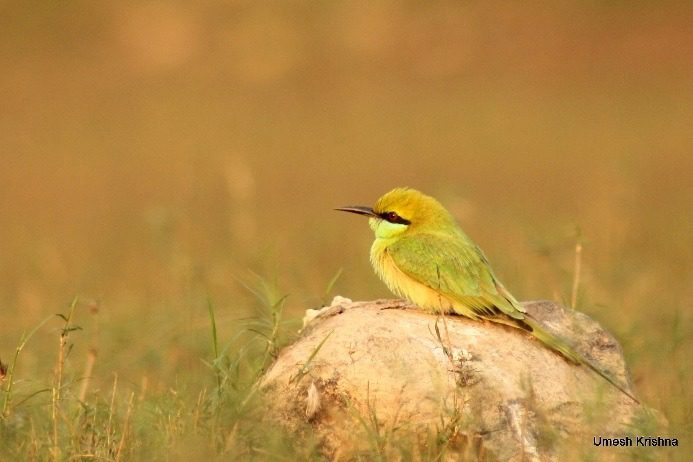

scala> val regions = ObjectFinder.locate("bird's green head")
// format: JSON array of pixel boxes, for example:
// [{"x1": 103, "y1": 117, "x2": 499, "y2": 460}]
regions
[{"x1": 336, "y1": 187, "x2": 456, "y2": 240}]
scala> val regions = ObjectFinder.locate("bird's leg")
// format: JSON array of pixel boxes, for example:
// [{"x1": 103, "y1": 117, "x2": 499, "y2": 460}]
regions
[{"x1": 378, "y1": 299, "x2": 418, "y2": 311}]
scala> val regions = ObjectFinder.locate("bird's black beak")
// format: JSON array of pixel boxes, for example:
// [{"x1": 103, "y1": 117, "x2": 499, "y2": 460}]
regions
[{"x1": 334, "y1": 206, "x2": 378, "y2": 217}]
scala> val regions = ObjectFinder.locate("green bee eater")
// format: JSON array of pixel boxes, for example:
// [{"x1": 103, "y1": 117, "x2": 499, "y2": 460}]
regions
[{"x1": 336, "y1": 187, "x2": 638, "y2": 403}]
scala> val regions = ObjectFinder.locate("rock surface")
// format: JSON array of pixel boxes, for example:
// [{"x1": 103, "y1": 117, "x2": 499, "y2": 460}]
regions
[{"x1": 261, "y1": 298, "x2": 653, "y2": 461}]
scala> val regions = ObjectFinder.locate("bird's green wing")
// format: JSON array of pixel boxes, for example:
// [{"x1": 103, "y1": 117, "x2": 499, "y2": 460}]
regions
[
  {"x1": 388, "y1": 233, "x2": 638, "y2": 403},
  {"x1": 387, "y1": 232, "x2": 525, "y2": 319}
]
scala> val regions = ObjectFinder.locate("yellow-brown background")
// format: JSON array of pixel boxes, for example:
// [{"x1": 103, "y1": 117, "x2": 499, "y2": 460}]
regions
[{"x1": 1, "y1": 0, "x2": 690, "y2": 436}]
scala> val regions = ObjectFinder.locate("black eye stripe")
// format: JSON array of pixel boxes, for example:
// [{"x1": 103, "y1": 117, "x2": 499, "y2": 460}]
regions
[{"x1": 379, "y1": 211, "x2": 411, "y2": 225}]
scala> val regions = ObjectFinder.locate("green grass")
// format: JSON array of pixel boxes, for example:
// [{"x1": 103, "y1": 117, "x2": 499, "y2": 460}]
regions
[{"x1": 0, "y1": 281, "x2": 304, "y2": 461}]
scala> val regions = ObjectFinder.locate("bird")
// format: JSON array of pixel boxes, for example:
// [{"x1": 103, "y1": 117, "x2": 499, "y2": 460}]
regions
[{"x1": 336, "y1": 187, "x2": 638, "y2": 403}]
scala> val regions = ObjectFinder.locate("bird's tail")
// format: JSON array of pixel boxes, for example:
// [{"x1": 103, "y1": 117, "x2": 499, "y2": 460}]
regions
[{"x1": 523, "y1": 316, "x2": 640, "y2": 404}]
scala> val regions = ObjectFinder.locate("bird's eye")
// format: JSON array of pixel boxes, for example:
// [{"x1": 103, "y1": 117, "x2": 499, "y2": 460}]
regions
[{"x1": 378, "y1": 210, "x2": 411, "y2": 225}]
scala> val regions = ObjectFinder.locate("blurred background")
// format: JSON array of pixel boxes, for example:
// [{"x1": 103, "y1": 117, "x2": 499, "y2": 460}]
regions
[{"x1": 0, "y1": 0, "x2": 690, "y2": 429}]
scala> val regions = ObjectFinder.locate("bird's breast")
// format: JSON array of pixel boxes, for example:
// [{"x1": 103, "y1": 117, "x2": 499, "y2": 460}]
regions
[{"x1": 369, "y1": 238, "x2": 457, "y2": 314}]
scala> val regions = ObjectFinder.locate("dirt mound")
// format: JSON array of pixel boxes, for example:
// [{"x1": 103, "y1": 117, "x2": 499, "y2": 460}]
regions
[{"x1": 261, "y1": 298, "x2": 657, "y2": 461}]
